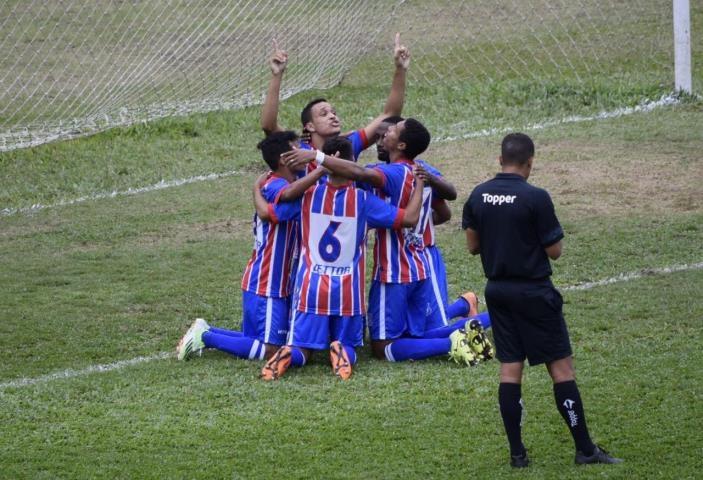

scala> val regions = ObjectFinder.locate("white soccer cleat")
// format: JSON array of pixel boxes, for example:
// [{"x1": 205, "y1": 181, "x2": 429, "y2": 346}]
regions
[
  {"x1": 176, "y1": 318, "x2": 209, "y2": 361},
  {"x1": 193, "y1": 317, "x2": 210, "y2": 332}
]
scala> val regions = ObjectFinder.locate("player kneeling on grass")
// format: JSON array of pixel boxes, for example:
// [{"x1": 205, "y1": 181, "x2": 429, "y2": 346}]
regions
[
  {"x1": 176, "y1": 131, "x2": 326, "y2": 362},
  {"x1": 282, "y1": 119, "x2": 492, "y2": 366},
  {"x1": 254, "y1": 136, "x2": 424, "y2": 380},
  {"x1": 375, "y1": 116, "x2": 491, "y2": 329}
]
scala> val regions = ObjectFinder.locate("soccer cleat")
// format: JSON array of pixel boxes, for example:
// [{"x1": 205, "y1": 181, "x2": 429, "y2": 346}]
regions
[
  {"x1": 329, "y1": 341, "x2": 353, "y2": 380},
  {"x1": 260, "y1": 346, "x2": 292, "y2": 381},
  {"x1": 176, "y1": 318, "x2": 209, "y2": 361},
  {"x1": 575, "y1": 445, "x2": 623, "y2": 465},
  {"x1": 449, "y1": 329, "x2": 478, "y2": 367},
  {"x1": 193, "y1": 317, "x2": 210, "y2": 331},
  {"x1": 510, "y1": 451, "x2": 530, "y2": 468},
  {"x1": 460, "y1": 291, "x2": 480, "y2": 318},
  {"x1": 465, "y1": 319, "x2": 494, "y2": 362}
]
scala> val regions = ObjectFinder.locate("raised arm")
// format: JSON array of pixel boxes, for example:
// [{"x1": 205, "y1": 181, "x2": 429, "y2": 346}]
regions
[
  {"x1": 281, "y1": 148, "x2": 385, "y2": 188},
  {"x1": 277, "y1": 167, "x2": 326, "y2": 202},
  {"x1": 400, "y1": 171, "x2": 425, "y2": 227},
  {"x1": 362, "y1": 33, "x2": 410, "y2": 143},
  {"x1": 260, "y1": 39, "x2": 288, "y2": 134}
]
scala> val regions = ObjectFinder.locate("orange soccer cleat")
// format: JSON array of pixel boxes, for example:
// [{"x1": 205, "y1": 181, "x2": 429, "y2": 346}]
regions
[
  {"x1": 260, "y1": 346, "x2": 292, "y2": 381},
  {"x1": 329, "y1": 341, "x2": 353, "y2": 380}
]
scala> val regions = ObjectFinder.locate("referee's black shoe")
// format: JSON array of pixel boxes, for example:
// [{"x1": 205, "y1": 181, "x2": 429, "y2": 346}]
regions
[
  {"x1": 510, "y1": 451, "x2": 529, "y2": 468},
  {"x1": 575, "y1": 445, "x2": 623, "y2": 465}
]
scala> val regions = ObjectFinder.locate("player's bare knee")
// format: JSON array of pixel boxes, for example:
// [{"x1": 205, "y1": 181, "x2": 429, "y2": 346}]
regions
[
  {"x1": 371, "y1": 341, "x2": 390, "y2": 360},
  {"x1": 500, "y1": 361, "x2": 524, "y2": 383},
  {"x1": 547, "y1": 356, "x2": 575, "y2": 383},
  {"x1": 263, "y1": 344, "x2": 280, "y2": 360}
]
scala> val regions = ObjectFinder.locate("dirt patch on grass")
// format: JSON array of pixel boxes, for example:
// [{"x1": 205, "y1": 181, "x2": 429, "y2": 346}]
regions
[
  {"x1": 426, "y1": 136, "x2": 702, "y2": 220},
  {"x1": 134, "y1": 218, "x2": 253, "y2": 247},
  {"x1": 0, "y1": 217, "x2": 62, "y2": 240}
]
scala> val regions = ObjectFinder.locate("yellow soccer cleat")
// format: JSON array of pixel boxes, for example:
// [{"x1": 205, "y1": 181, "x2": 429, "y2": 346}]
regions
[
  {"x1": 465, "y1": 319, "x2": 494, "y2": 362},
  {"x1": 449, "y1": 329, "x2": 479, "y2": 367}
]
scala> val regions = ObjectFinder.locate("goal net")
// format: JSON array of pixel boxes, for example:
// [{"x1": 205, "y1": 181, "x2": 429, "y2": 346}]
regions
[{"x1": 0, "y1": 0, "x2": 678, "y2": 151}]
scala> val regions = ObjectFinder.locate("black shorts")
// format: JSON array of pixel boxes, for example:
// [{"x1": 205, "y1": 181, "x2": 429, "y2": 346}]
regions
[{"x1": 485, "y1": 279, "x2": 572, "y2": 366}]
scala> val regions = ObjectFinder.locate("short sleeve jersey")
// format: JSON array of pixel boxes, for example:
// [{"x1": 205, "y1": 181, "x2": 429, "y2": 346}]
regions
[
  {"x1": 271, "y1": 181, "x2": 403, "y2": 316},
  {"x1": 462, "y1": 173, "x2": 563, "y2": 281},
  {"x1": 365, "y1": 159, "x2": 433, "y2": 283},
  {"x1": 240, "y1": 173, "x2": 299, "y2": 297}
]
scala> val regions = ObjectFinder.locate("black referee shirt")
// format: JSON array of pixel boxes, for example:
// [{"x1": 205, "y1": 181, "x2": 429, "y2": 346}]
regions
[{"x1": 462, "y1": 173, "x2": 564, "y2": 281}]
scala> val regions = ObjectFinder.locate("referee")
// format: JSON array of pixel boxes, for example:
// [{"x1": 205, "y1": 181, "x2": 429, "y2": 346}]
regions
[{"x1": 462, "y1": 133, "x2": 622, "y2": 468}]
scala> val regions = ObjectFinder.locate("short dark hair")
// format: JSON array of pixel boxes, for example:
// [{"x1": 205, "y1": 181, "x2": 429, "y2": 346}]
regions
[
  {"x1": 399, "y1": 118, "x2": 431, "y2": 159},
  {"x1": 501, "y1": 133, "x2": 535, "y2": 165},
  {"x1": 322, "y1": 136, "x2": 353, "y2": 161},
  {"x1": 300, "y1": 98, "x2": 328, "y2": 129},
  {"x1": 257, "y1": 130, "x2": 298, "y2": 170},
  {"x1": 381, "y1": 115, "x2": 404, "y2": 125}
]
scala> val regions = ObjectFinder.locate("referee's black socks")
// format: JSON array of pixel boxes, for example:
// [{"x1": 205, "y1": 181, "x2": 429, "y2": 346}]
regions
[
  {"x1": 499, "y1": 382, "x2": 526, "y2": 456},
  {"x1": 553, "y1": 380, "x2": 596, "y2": 456}
]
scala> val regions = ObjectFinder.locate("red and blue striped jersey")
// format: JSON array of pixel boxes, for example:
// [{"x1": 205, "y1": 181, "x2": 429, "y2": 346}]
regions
[
  {"x1": 240, "y1": 173, "x2": 298, "y2": 298},
  {"x1": 271, "y1": 181, "x2": 403, "y2": 316},
  {"x1": 365, "y1": 159, "x2": 434, "y2": 284}
]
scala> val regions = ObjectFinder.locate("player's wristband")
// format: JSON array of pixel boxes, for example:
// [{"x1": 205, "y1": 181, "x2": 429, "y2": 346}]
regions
[{"x1": 315, "y1": 149, "x2": 325, "y2": 165}]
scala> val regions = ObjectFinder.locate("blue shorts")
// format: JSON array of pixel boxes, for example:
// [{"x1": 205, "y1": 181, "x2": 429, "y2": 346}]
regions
[
  {"x1": 368, "y1": 279, "x2": 444, "y2": 340},
  {"x1": 288, "y1": 310, "x2": 364, "y2": 350},
  {"x1": 425, "y1": 245, "x2": 449, "y2": 327},
  {"x1": 241, "y1": 290, "x2": 290, "y2": 346}
]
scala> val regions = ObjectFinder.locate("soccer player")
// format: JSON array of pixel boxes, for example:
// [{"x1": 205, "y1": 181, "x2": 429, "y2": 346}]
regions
[
  {"x1": 254, "y1": 136, "x2": 435, "y2": 380},
  {"x1": 175, "y1": 131, "x2": 325, "y2": 362},
  {"x1": 374, "y1": 116, "x2": 487, "y2": 327},
  {"x1": 282, "y1": 119, "x2": 492, "y2": 365},
  {"x1": 260, "y1": 34, "x2": 410, "y2": 162},
  {"x1": 414, "y1": 151, "x2": 490, "y2": 327},
  {"x1": 373, "y1": 115, "x2": 404, "y2": 164},
  {"x1": 463, "y1": 133, "x2": 622, "y2": 467}
]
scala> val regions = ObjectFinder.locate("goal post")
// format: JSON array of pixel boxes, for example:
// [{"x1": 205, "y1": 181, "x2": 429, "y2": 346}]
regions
[{"x1": 674, "y1": 0, "x2": 692, "y2": 93}]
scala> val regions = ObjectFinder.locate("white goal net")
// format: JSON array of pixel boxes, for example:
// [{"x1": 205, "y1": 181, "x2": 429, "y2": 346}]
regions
[{"x1": 0, "y1": 0, "x2": 678, "y2": 151}]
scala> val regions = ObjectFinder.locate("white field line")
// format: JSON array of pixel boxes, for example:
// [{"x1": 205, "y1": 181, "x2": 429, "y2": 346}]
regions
[
  {"x1": 435, "y1": 93, "x2": 681, "y2": 142},
  {"x1": 1, "y1": 94, "x2": 681, "y2": 218},
  {"x1": 0, "y1": 352, "x2": 172, "y2": 390},
  {"x1": 1, "y1": 170, "x2": 242, "y2": 217},
  {"x1": 562, "y1": 262, "x2": 703, "y2": 291},
  {"x1": 1, "y1": 261, "x2": 701, "y2": 390}
]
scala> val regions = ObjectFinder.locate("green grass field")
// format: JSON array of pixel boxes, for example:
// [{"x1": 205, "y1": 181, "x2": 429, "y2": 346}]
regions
[
  {"x1": 1, "y1": 1, "x2": 703, "y2": 477},
  {"x1": 1, "y1": 96, "x2": 702, "y2": 478}
]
